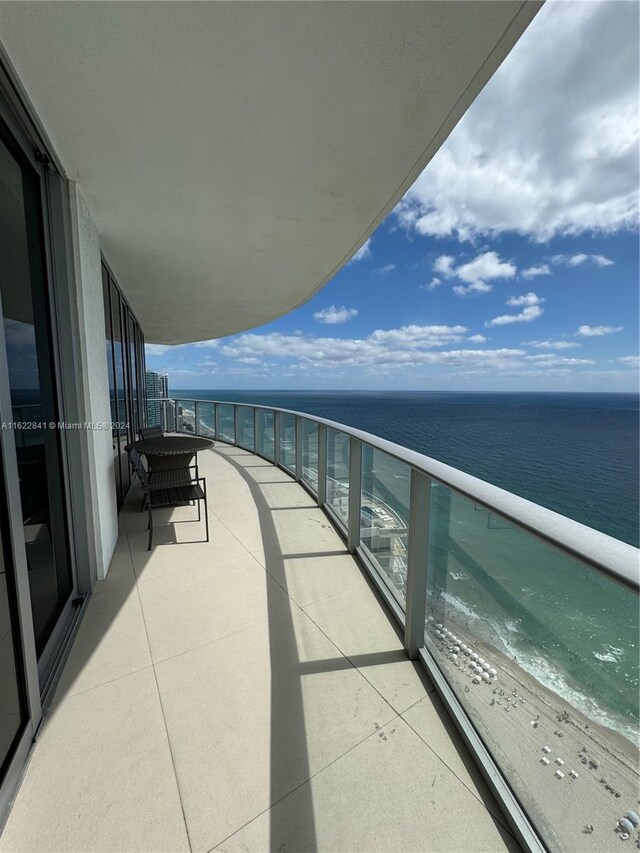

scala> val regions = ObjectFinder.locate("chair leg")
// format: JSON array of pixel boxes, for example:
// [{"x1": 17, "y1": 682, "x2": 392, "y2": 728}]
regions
[
  {"x1": 203, "y1": 481, "x2": 209, "y2": 544},
  {"x1": 147, "y1": 507, "x2": 153, "y2": 551},
  {"x1": 197, "y1": 500, "x2": 201, "y2": 522}
]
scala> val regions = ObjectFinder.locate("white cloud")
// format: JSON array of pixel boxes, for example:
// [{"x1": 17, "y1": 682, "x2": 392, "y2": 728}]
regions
[
  {"x1": 487, "y1": 305, "x2": 544, "y2": 327},
  {"x1": 373, "y1": 264, "x2": 396, "y2": 274},
  {"x1": 220, "y1": 327, "x2": 526, "y2": 371},
  {"x1": 591, "y1": 254, "x2": 615, "y2": 267},
  {"x1": 350, "y1": 238, "x2": 372, "y2": 262},
  {"x1": 524, "y1": 340, "x2": 580, "y2": 350},
  {"x1": 506, "y1": 292, "x2": 545, "y2": 308},
  {"x1": 453, "y1": 282, "x2": 493, "y2": 296},
  {"x1": 421, "y1": 277, "x2": 442, "y2": 291},
  {"x1": 145, "y1": 343, "x2": 172, "y2": 356},
  {"x1": 436, "y1": 251, "x2": 516, "y2": 296},
  {"x1": 525, "y1": 354, "x2": 595, "y2": 366},
  {"x1": 551, "y1": 253, "x2": 615, "y2": 267},
  {"x1": 394, "y1": 1, "x2": 639, "y2": 242},
  {"x1": 456, "y1": 252, "x2": 517, "y2": 285},
  {"x1": 467, "y1": 334, "x2": 487, "y2": 343},
  {"x1": 433, "y1": 255, "x2": 455, "y2": 276},
  {"x1": 618, "y1": 355, "x2": 640, "y2": 367},
  {"x1": 521, "y1": 264, "x2": 551, "y2": 279},
  {"x1": 313, "y1": 305, "x2": 359, "y2": 325},
  {"x1": 576, "y1": 324, "x2": 623, "y2": 337},
  {"x1": 369, "y1": 324, "x2": 468, "y2": 346}
]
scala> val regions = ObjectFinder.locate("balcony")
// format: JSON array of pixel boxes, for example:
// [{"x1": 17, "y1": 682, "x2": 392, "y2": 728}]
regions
[
  {"x1": 2, "y1": 399, "x2": 637, "y2": 853},
  {"x1": 0, "y1": 444, "x2": 517, "y2": 853}
]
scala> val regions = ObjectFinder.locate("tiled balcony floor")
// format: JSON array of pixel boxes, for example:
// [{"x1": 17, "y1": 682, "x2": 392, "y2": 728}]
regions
[{"x1": 0, "y1": 447, "x2": 520, "y2": 853}]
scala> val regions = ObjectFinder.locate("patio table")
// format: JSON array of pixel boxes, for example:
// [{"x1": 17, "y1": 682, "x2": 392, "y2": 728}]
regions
[{"x1": 126, "y1": 434, "x2": 214, "y2": 477}]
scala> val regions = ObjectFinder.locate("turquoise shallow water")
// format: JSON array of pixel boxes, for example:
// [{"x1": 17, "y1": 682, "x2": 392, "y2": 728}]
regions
[{"x1": 174, "y1": 390, "x2": 639, "y2": 741}]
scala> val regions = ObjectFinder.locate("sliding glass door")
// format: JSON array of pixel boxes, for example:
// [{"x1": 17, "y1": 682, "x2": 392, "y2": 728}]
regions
[
  {"x1": 0, "y1": 123, "x2": 76, "y2": 681},
  {"x1": 0, "y1": 446, "x2": 29, "y2": 797}
]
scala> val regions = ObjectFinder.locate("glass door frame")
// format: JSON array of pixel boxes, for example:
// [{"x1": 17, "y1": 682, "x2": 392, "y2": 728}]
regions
[
  {"x1": 0, "y1": 118, "x2": 80, "y2": 692},
  {"x1": 0, "y1": 286, "x2": 42, "y2": 824},
  {"x1": 0, "y1": 78, "x2": 82, "y2": 818}
]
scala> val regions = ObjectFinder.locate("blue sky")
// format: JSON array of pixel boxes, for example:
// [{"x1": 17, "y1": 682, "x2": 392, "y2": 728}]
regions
[{"x1": 147, "y1": 0, "x2": 639, "y2": 393}]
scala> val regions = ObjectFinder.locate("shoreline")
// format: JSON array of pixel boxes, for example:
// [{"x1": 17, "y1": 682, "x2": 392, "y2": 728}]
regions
[{"x1": 427, "y1": 611, "x2": 639, "y2": 851}]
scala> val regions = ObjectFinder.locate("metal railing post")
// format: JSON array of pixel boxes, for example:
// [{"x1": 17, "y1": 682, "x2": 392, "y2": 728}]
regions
[
  {"x1": 404, "y1": 469, "x2": 432, "y2": 659},
  {"x1": 233, "y1": 405, "x2": 238, "y2": 446},
  {"x1": 295, "y1": 417, "x2": 303, "y2": 482},
  {"x1": 253, "y1": 407, "x2": 259, "y2": 454},
  {"x1": 214, "y1": 403, "x2": 220, "y2": 440},
  {"x1": 194, "y1": 401, "x2": 200, "y2": 436},
  {"x1": 274, "y1": 411, "x2": 281, "y2": 466},
  {"x1": 317, "y1": 423, "x2": 327, "y2": 506},
  {"x1": 347, "y1": 437, "x2": 362, "y2": 554}
]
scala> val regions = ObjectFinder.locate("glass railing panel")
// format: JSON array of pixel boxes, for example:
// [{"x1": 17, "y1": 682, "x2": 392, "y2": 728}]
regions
[
  {"x1": 237, "y1": 406, "x2": 255, "y2": 450},
  {"x1": 144, "y1": 400, "x2": 163, "y2": 430},
  {"x1": 174, "y1": 400, "x2": 196, "y2": 434},
  {"x1": 159, "y1": 399, "x2": 176, "y2": 432},
  {"x1": 279, "y1": 413, "x2": 296, "y2": 473},
  {"x1": 301, "y1": 419, "x2": 319, "y2": 493},
  {"x1": 326, "y1": 427, "x2": 349, "y2": 528},
  {"x1": 424, "y1": 482, "x2": 640, "y2": 852},
  {"x1": 195, "y1": 402, "x2": 215, "y2": 438},
  {"x1": 360, "y1": 445, "x2": 409, "y2": 609},
  {"x1": 218, "y1": 403, "x2": 235, "y2": 443},
  {"x1": 256, "y1": 409, "x2": 275, "y2": 460}
]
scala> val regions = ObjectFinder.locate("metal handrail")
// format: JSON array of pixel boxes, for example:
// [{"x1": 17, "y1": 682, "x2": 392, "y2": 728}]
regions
[{"x1": 148, "y1": 396, "x2": 639, "y2": 592}]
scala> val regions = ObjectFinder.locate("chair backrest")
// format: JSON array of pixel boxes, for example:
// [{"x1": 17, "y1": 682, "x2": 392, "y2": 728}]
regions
[
  {"x1": 140, "y1": 425, "x2": 163, "y2": 439},
  {"x1": 127, "y1": 447, "x2": 149, "y2": 489}
]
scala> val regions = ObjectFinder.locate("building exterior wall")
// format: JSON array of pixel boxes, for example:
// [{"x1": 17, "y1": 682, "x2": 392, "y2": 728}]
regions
[
  {"x1": 67, "y1": 182, "x2": 118, "y2": 581},
  {"x1": 145, "y1": 370, "x2": 168, "y2": 426}
]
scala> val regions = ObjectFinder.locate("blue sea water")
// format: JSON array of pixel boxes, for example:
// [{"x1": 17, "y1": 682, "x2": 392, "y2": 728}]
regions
[
  {"x1": 175, "y1": 390, "x2": 639, "y2": 546},
  {"x1": 174, "y1": 390, "x2": 639, "y2": 741}
]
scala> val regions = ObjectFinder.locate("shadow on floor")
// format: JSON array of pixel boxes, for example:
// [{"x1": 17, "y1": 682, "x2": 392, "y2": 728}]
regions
[{"x1": 215, "y1": 447, "x2": 518, "y2": 850}]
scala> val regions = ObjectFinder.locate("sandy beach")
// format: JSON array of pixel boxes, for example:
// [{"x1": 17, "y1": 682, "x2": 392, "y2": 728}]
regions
[{"x1": 426, "y1": 612, "x2": 640, "y2": 852}]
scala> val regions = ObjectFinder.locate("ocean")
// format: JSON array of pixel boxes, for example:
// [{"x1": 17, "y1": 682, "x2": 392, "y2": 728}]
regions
[{"x1": 173, "y1": 390, "x2": 639, "y2": 743}]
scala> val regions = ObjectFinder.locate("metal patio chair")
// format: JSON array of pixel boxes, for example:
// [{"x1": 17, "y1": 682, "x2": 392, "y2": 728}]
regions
[{"x1": 127, "y1": 447, "x2": 209, "y2": 551}]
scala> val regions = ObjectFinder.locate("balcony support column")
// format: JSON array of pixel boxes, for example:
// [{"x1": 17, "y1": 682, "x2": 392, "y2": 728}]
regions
[
  {"x1": 404, "y1": 469, "x2": 431, "y2": 659},
  {"x1": 347, "y1": 437, "x2": 362, "y2": 554}
]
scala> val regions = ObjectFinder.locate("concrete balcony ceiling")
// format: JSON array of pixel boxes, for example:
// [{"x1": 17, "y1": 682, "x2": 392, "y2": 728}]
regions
[{"x1": 0, "y1": 2, "x2": 540, "y2": 344}]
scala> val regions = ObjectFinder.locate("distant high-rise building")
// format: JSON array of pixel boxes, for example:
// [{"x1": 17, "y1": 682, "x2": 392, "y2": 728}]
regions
[{"x1": 145, "y1": 371, "x2": 169, "y2": 426}]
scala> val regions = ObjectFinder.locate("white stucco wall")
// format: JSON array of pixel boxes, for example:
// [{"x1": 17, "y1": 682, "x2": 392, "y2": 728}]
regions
[{"x1": 68, "y1": 182, "x2": 118, "y2": 580}]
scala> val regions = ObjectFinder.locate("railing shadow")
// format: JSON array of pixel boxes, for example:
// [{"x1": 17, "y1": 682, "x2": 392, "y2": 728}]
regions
[{"x1": 213, "y1": 448, "x2": 322, "y2": 851}]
